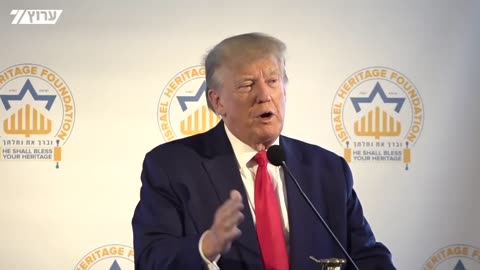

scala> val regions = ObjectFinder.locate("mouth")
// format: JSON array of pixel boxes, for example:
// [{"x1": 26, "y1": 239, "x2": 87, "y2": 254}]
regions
[{"x1": 257, "y1": 111, "x2": 274, "y2": 120}]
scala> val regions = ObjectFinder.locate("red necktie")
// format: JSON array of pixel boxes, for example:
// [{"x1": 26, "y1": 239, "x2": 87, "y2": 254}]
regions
[{"x1": 253, "y1": 151, "x2": 289, "y2": 270}]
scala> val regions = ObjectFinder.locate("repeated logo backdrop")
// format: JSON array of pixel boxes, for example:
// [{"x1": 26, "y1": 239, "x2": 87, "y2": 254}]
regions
[
  {"x1": 331, "y1": 67, "x2": 424, "y2": 170},
  {"x1": 1, "y1": 1, "x2": 479, "y2": 269},
  {"x1": 157, "y1": 66, "x2": 219, "y2": 142},
  {"x1": 0, "y1": 64, "x2": 75, "y2": 168}
]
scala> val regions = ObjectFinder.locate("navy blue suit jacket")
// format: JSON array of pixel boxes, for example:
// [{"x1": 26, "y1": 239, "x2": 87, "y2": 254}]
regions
[{"x1": 132, "y1": 122, "x2": 395, "y2": 270}]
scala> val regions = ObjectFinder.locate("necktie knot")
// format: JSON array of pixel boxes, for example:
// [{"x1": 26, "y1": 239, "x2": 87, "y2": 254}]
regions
[{"x1": 254, "y1": 151, "x2": 268, "y2": 167}]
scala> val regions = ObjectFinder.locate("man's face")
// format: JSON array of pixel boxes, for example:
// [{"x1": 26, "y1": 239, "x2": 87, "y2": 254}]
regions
[{"x1": 208, "y1": 55, "x2": 286, "y2": 149}]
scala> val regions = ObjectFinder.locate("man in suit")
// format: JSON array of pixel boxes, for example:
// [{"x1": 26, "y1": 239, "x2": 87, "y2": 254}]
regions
[{"x1": 132, "y1": 33, "x2": 396, "y2": 270}]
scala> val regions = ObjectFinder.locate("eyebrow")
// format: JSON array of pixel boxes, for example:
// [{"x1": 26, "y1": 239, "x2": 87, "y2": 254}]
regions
[{"x1": 238, "y1": 70, "x2": 281, "y2": 81}]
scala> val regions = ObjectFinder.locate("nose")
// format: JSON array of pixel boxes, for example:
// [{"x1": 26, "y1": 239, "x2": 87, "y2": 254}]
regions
[{"x1": 255, "y1": 80, "x2": 272, "y2": 103}]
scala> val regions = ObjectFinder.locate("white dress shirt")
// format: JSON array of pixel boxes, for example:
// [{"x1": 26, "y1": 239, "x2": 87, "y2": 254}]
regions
[{"x1": 200, "y1": 124, "x2": 290, "y2": 269}]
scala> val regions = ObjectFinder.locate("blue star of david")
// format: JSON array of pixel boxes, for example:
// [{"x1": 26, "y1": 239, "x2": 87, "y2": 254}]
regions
[
  {"x1": 0, "y1": 79, "x2": 56, "y2": 111},
  {"x1": 176, "y1": 80, "x2": 206, "y2": 112},
  {"x1": 350, "y1": 82, "x2": 405, "y2": 113},
  {"x1": 109, "y1": 259, "x2": 121, "y2": 270},
  {"x1": 454, "y1": 259, "x2": 466, "y2": 270}
]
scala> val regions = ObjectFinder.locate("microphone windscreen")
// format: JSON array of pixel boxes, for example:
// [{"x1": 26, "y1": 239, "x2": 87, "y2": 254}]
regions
[{"x1": 267, "y1": 145, "x2": 286, "y2": 166}]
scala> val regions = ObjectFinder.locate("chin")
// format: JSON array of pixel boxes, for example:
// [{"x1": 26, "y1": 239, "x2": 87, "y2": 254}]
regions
[{"x1": 256, "y1": 126, "x2": 281, "y2": 142}]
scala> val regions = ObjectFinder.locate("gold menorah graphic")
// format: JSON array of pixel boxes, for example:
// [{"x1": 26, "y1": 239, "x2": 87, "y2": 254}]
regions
[
  {"x1": 3, "y1": 104, "x2": 52, "y2": 137},
  {"x1": 354, "y1": 106, "x2": 401, "y2": 139},
  {"x1": 180, "y1": 105, "x2": 220, "y2": 136}
]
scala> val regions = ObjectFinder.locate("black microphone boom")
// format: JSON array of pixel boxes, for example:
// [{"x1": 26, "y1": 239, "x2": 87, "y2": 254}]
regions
[{"x1": 266, "y1": 145, "x2": 360, "y2": 270}]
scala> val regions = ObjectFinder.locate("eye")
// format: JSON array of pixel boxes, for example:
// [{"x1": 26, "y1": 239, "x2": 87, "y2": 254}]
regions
[
  {"x1": 268, "y1": 77, "x2": 280, "y2": 86},
  {"x1": 238, "y1": 81, "x2": 253, "y2": 92}
]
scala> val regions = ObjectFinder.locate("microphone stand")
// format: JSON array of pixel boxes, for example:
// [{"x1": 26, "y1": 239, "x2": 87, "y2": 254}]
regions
[{"x1": 281, "y1": 161, "x2": 360, "y2": 270}]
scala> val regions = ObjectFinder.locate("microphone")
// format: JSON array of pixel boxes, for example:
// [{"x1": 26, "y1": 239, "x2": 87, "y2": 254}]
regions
[{"x1": 267, "y1": 145, "x2": 360, "y2": 270}]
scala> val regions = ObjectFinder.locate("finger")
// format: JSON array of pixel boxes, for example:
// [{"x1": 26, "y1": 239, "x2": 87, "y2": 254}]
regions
[
  {"x1": 216, "y1": 199, "x2": 241, "y2": 219},
  {"x1": 213, "y1": 192, "x2": 245, "y2": 230},
  {"x1": 230, "y1": 190, "x2": 242, "y2": 202},
  {"x1": 219, "y1": 191, "x2": 243, "y2": 212},
  {"x1": 223, "y1": 226, "x2": 242, "y2": 243},
  {"x1": 228, "y1": 212, "x2": 244, "y2": 232},
  {"x1": 227, "y1": 190, "x2": 244, "y2": 212},
  {"x1": 214, "y1": 201, "x2": 235, "y2": 221},
  {"x1": 217, "y1": 204, "x2": 244, "y2": 228},
  {"x1": 229, "y1": 211, "x2": 244, "y2": 225},
  {"x1": 216, "y1": 194, "x2": 243, "y2": 219},
  {"x1": 232, "y1": 227, "x2": 242, "y2": 238},
  {"x1": 220, "y1": 211, "x2": 244, "y2": 230}
]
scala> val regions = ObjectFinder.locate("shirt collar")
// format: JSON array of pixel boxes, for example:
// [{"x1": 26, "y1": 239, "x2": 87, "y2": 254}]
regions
[{"x1": 224, "y1": 123, "x2": 280, "y2": 168}]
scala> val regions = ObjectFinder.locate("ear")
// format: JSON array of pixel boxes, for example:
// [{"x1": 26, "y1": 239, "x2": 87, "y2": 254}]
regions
[{"x1": 208, "y1": 89, "x2": 225, "y2": 116}]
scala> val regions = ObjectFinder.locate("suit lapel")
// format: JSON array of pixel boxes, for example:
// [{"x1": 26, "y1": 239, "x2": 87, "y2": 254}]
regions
[
  {"x1": 201, "y1": 123, "x2": 261, "y2": 268},
  {"x1": 281, "y1": 136, "x2": 331, "y2": 269}
]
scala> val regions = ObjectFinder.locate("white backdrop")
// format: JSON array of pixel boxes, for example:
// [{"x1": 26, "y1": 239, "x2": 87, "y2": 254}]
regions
[{"x1": 1, "y1": 0, "x2": 479, "y2": 269}]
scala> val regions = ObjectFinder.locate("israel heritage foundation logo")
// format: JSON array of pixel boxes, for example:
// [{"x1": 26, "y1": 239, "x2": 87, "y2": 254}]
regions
[
  {"x1": 74, "y1": 244, "x2": 134, "y2": 270},
  {"x1": 331, "y1": 67, "x2": 424, "y2": 169},
  {"x1": 158, "y1": 66, "x2": 220, "y2": 141},
  {"x1": 422, "y1": 244, "x2": 480, "y2": 270},
  {"x1": 0, "y1": 64, "x2": 75, "y2": 168}
]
